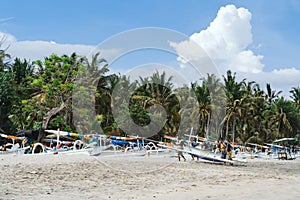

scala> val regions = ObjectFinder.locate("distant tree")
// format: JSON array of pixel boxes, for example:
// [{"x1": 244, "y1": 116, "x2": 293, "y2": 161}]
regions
[
  {"x1": 290, "y1": 87, "x2": 300, "y2": 107},
  {"x1": 264, "y1": 83, "x2": 282, "y2": 105},
  {"x1": 0, "y1": 43, "x2": 16, "y2": 132},
  {"x1": 72, "y1": 52, "x2": 108, "y2": 134},
  {"x1": 0, "y1": 38, "x2": 11, "y2": 72},
  {"x1": 7, "y1": 58, "x2": 36, "y2": 130},
  {"x1": 0, "y1": 72, "x2": 16, "y2": 132},
  {"x1": 22, "y1": 53, "x2": 87, "y2": 141},
  {"x1": 222, "y1": 70, "x2": 245, "y2": 141}
]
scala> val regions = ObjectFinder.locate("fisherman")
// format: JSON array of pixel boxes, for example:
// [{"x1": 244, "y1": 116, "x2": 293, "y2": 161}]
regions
[
  {"x1": 191, "y1": 138, "x2": 198, "y2": 148},
  {"x1": 225, "y1": 141, "x2": 233, "y2": 160},
  {"x1": 177, "y1": 140, "x2": 186, "y2": 162},
  {"x1": 291, "y1": 145, "x2": 295, "y2": 156},
  {"x1": 190, "y1": 139, "x2": 199, "y2": 161},
  {"x1": 214, "y1": 140, "x2": 220, "y2": 153},
  {"x1": 220, "y1": 141, "x2": 226, "y2": 159}
]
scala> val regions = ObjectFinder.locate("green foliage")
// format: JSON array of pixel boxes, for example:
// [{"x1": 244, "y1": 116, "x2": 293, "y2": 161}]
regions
[
  {"x1": 0, "y1": 72, "x2": 17, "y2": 132},
  {"x1": 1, "y1": 43, "x2": 300, "y2": 145}
]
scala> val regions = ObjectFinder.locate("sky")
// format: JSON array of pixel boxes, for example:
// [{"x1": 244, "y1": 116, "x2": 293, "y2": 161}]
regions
[{"x1": 1, "y1": 0, "x2": 300, "y2": 96}]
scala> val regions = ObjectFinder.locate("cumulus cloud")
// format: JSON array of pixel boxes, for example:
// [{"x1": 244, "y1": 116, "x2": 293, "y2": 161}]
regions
[
  {"x1": 1, "y1": 4, "x2": 299, "y2": 96},
  {"x1": 172, "y1": 4, "x2": 264, "y2": 74},
  {"x1": 171, "y1": 4, "x2": 300, "y2": 96}
]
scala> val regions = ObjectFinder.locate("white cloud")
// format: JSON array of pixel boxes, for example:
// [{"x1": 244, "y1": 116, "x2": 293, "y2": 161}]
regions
[
  {"x1": 272, "y1": 67, "x2": 300, "y2": 77},
  {"x1": 172, "y1": 4, "x2": 264, "y2": 74},
  {"x1": 0, "y1": 32, "x2": 119, "y2": 62},
  {"x1": 237, "y1": 68, "x2": 300, "y2": 97},
  {"x1": 9, "y1": 40, "x2": 95, "y2": 61},
  {"x1": 1, "y1": 5, "x2": 299, "y2": 96},
  {"x1": 0, "y1": 32, "x2": 16, "y2": 44},
  {"x1": 171, "y1": 4, "x2": 300, "y2": 96}
]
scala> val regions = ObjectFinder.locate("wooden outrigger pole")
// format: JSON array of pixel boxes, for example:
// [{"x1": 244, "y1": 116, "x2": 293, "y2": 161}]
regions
[{"x1": 0, "y1": 133, "x2": 26, "y2": 141}]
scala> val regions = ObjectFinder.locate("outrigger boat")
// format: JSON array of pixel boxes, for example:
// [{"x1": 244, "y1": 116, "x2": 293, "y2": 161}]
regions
[
  {"x1": 143, "y1": 138, "x2": 175, "y2": 156},
  {"x1": 158, "y1": 142, "x2": 235, "y2": 164},
  {"x1": 97, "y1": 134, "x2": 176, "y2": 157},
  {"x1": 0, "y1": 133, "x2": 30, "y2": 154},
  {"x1": 99, "y1": 135, "x2": 149, "y2": 157},
  {"x1": 0, "y1": 129, "x2": 92, "y2": 155},
  {"x1": 42, "y1": 130, "x2": 102, "y2": 155},
  {"x1": 43, "y1": 131, "x2": 156, "y2": 157},
  {"x1": 158, "y1": 130, "x2": 246, "y2": 164}
]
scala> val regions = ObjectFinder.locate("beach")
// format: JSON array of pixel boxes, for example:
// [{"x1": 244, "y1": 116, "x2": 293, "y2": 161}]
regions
[{"x1": 0, "y1": 153, "x2": 299, "y2": 200}]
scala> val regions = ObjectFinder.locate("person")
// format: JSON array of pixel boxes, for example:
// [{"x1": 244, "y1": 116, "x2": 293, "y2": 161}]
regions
[
  {"x1": 291, "y1": 145, "x2": 295, "y2": 156},
  {"x1": 190, "y1": 139, "x2": 200, "y2": 161},
  {"x1": 177, "y1": 140, "x2": 186, "y2": 162},
  {"x1": 265, "y1": 147, "x2": 269, "y2": 156},
  {"x1": 191, "y1": 139, "x2": 198, "y2": 148},
  {"x1": 225, "y1": 141, "x2": 233, "y2": 160},
  {"x1": 191, "y1": 154, "x2": 199, "y2": 161},
  {"x1": 214, "y1": 140, "x2": 220, "y2": 153},
  {"x1": 220, "y1": 141, "x2": 226, "y2": 159}
]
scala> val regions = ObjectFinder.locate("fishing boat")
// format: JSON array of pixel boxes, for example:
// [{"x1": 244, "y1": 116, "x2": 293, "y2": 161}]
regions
[
  {"x1": 0, "y1": 133, "x2": 29, "y2": 154},
  {"x1": 158, "y1": 142, "x2": 235, "y2": 164},
  {"x1": 99, "y1": 135, "x2": 147, "y2": 157},
  {"x1": 158, "y1": 130, "x2": 247, "y2": 164},
  {"x1": 15, "y1": 129, "x2": 99, "y2": 155}
]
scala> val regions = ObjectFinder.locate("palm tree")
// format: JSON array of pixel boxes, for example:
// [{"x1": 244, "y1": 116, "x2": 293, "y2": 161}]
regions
[
  {"x1": 264, "y1": 83, "x2": 282, "y2": 105},
  {"x1": 290, "y1": 87, "x2": 300, "y2": 107},
  {"x1": 73, "y1": 52, "x2": 109, "y2": 135},
  {"x1": 7, "y1": 58, "x2": 36, "y2": 131},
  {"x1": 239, "y1": 82, "x2": 266, "y2": 143},
  {"x1": 191, "y1": 81, "x2": 210, "y2": 135},
  {"x1": 272, "y1": 97, "x2": 293, "y2": 139},
  {"x1": 191, "y1": 74, "x2": 225, "y2": 139},
  {"x1": 134, "y1": 71, "x2": 178, "y2": 137},
  {"x1": 96, "y1": 73, "x2": 120, "y2": 130},
  {"x1": 0, "y1": 72, "x2": 16, "y2": 132},
  {"x1": 0, "y1": 38, "x2": 11, "y2": 72},
  {"x1": 7, "y1": 58, "x2": 34, "y2": 84},
  {"x1": 222, "y1": 70, "x2": 245, "y2": 141}
]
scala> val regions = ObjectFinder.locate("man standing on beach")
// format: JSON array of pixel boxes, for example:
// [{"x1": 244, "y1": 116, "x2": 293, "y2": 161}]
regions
[
  {"x1": 225, "y1": 141, "x2": 233, "y2": 160},
  {"x1": 177, "y1": 140, "x2": 186, "y2": 162},
  {"x1": 220, "y1": 141, "x2": 226, "y2": 159}
]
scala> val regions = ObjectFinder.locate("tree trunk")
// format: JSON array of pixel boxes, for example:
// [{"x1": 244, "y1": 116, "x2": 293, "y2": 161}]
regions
[
  {"x1": 232, "y1": 117, "x2": 236, "y2": 143},
  {"x1": 277, "y1": 118, "x2": 282, "y2": 139},
  {"x1": 37, "y1": 102, "x2": 65, "y2": 142},
  {"x1": 226, "y1": 117, "x2": 229, "y2": 140},
  {"x1": 205, "y1": 113, "x2": 211, "y2": 139}
]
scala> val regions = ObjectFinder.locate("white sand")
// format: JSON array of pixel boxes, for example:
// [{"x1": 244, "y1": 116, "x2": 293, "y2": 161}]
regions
[{"x1": 0, "y1": 153, "x2": 299, "y2": 200}]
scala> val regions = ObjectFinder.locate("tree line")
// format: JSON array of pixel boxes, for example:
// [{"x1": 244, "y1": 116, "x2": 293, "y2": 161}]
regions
[{"x1": 1, "y1": 45, "x2": 300, "y2": 144}]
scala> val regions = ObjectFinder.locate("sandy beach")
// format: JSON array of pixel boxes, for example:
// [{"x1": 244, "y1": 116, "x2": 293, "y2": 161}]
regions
[{"x1": 1, "y1": 153, "x2": 299, "y2": 200}]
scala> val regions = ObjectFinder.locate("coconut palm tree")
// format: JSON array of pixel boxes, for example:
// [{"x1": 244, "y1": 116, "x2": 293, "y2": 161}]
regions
[
  {"x1": 191, "y1": 81, "x2": 210, "y2": 135},
  {"x1": 96, "y1": 73, "x2": 120, "y2": 131},
  {"x1": 272, "y1": 97, "x2": 293, "y2": 139},
  {"x1": 222, "y1": 70, "x2": 245, "y2": 141},
  {"x1": 0, "y1": 72, "x2": 16, "y2": 132},
  {"x1": 7, "y1": 58, "x2": 34, "y2": 84},
  {"x1": 239, "y1": 82, "x2": 266, "y2": 143},
  {"x1": 264, "y1": 83, "x2": 282, "y2": 105},
  {"x1": 0, "y1": 39, "x2": 11, "y2": 72},
  {"x1": 73, "y1": 52, "x2": 109, "y2": 135},
  {"x1": 290, "y1": 87, "x2": 300, "y2": 107},
  {"x1": 133, "y1": 71, "x2": 178, "y2": 137}
]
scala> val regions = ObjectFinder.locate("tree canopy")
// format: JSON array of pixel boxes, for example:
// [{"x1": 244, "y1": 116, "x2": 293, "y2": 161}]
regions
[{"x1": 0, "y1": 46, "x2": 299, "y2": 144}]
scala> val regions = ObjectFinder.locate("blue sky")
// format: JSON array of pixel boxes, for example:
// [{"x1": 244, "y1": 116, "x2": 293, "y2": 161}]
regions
[{"x1": 1, "y1": 0, "x2": 300, "y2": 95}]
